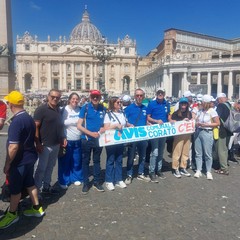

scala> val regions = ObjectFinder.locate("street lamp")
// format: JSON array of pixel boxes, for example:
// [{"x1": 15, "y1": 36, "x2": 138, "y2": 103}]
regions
[{"x1": 91, "y1": 37, "x2": 116, "y2": 94}]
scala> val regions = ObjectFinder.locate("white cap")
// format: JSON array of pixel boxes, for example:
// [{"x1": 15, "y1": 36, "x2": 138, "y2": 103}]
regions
[
  {"x1": 122, "y1": 95, "x2": 131, "y2": 102},
  {"x1": 211, "y1": 96, "x2": 216, "y2": 102},
  {"x1": 183, "y1": 90, "x2": 192, "y2": 97},
  {"x1": 217, "y1": 93, "x2": 226, "y2": 98},
  {"x1": 196, "y1": 94, "x2": 203, "y2": 101},
  {"x1": 202, "y1": 94, "x2": 212, "y2": 103}
]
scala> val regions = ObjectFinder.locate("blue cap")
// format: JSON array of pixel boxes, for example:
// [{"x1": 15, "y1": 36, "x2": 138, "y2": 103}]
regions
[{"x1": 179, "y1": 97, "x2": 188, "y2": 103}]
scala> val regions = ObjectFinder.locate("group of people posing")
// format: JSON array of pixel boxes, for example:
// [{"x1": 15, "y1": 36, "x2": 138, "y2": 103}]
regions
[{"x1": 0, "y1": 86, "x2": 235, "y2": 229}]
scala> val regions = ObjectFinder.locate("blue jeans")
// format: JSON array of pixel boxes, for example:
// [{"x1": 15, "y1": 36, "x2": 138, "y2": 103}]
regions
[
  {"x1": 34, "y1": 144, "x2": 60, "y2": 191},
  {"x1": 81, "y1": 139, "x2": 103, "y2": 184},
  {"x1": 149, "y1": 137, "x2": 166, "y2": 173},
  {"x1": 194, "y1": 129, "x2": 213, "y2": 172},
  {"x1": 105, "y1": 144, "x2": 124, "y2": 183},
  {"x1": 127, "y1": 140, "x2": 148, "y2": 177},
  {"x1": 58, "y1": 140, "x2": 83, "y2": 185}
]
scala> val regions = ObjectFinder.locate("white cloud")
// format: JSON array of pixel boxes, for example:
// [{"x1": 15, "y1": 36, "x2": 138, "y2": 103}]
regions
[{"x1": 30, "y1": 1, "x2": 41, "y2": 10}]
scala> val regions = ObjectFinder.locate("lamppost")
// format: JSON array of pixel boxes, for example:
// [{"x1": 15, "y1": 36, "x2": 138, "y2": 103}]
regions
[{"x1": 91, "y1": 37, "x2": 116, "y2": 95}]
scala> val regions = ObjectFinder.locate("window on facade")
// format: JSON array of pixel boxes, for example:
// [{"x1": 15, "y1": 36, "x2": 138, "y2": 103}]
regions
[
  {"x1": 41, "y1": 47, "x2": 45, "y2": 52},
  {"x1": 25, "y1": 44, "x2": 30, "y2": 51},
  {"x1": 52, "y1": 62, "x2": 59, "y2": 72},
  {"x1": 53, "y1": 79, "x2": 59, "y2": 89},
  {"x1": 76, "y1": 79, "x2": 81, "y2": 90},
  {"x1": 41, "y1": 63, "x2": 46, "y2": 72},
  {"x1": 124, "y1": 64, "x2": 129, "y2": 72},
  {"x1": 86, "y1": 82, "x2": 90, "y2": 90},
  {"x1": 67, "y1": 63, "x2": 71, "y2": 72},
  {"x1": 125, "y1": 48, "x2": 129, "y2": 54},
  {"x1": 25, "y1": 61, "x2": 31, "y2": 72},
  {"x1": 53, "y1": 47, "x2": 58, "y2": 52},
  {"x1": 75, "y1": 63, "x2": 81, "y2": 72}
]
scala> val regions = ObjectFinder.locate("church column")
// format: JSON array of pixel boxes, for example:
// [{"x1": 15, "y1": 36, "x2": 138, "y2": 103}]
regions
[
  {"x1": 169, "y1": 73, "x2": 173, "y2": 97},
  {"x1": 228, "y1": 71, "x2": 233, "y2": 99},
  {"x1": 207, "y1": 72, "x2": 211, "y2": 95},
  {"x1": 163, "y1": 69, "x2": 169, "y2": 94},
  {"x1": 183, "y1": 72, "x2": 189, "y2": 92},
  {"x1": 82, "y1": 62, "x2": 86, "y2": 90},
  {"x1": 217, "y1": 71, "x2": 222, "y2": 93},
  {"x1": 59, "y1": 61, "x2": 63, "y2": 90},
  {"x1": 197, "y1": 72, "x2": 201, "y2": 85},
  {"x1": 62, "y1": 61, "x2": 67, "y2": 90},
  {"x1": 90, "y1": 62, "x2": 94, "y2": 89},
  {"x1": 71, "y1": 62, "x2": 75, "y2": 90},
  {"x1": 47, "y1": 61, "x2": 51, "y2": 89}
]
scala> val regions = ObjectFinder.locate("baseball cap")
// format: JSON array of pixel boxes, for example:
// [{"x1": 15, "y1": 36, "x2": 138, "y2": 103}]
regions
[
  {"x1": 183, "y1": 90, "x2": 192, "y2": 98},
  {"x1": 196, "y1": 94, "x2": 203, "y2": 101},
  {"x1": 156, "y1": 88, "x2": 165, "y2": 95},
  {"x1": 122, "y1": 95, "x2": 131, "y2": 102},
  {"x1": 90, "y1": 90, "x2": 101, "y2": 96},
  {"x1": 211, "y1": 96, "x2": 216, "y2": 102},
  {"x1": 202, "y1": 94, "x2": 212, "y2": 103},
  {"x1": 217, "y1": 93, "x2": 226, "y2": 98},
  {"x1": 4, "y1": 91, "x2": 24, "y2": 105},
  {"x1": 179, "y1": 97, "x2": 188, "y2": 103}
]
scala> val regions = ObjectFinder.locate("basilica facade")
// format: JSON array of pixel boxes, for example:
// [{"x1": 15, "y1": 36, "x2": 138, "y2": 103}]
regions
[
  {"x1": 15, "y1": 9, "x2": 137, "y2": 96},
  {"x1": 137, "y1": 28, "x2": 240, "y2": 99}
]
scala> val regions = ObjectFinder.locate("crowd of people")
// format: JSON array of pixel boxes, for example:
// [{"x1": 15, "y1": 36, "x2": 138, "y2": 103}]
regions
[{"x1": 0, "y1": 86, "x2": 239, "y2": 229}]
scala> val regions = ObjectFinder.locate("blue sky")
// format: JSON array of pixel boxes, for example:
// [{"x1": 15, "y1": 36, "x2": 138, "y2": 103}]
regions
[{"x1": 11, "y1": 0, "x2": 240, "y2": 56}]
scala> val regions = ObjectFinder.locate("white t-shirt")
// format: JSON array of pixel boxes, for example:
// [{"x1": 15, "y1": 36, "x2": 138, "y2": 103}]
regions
[
  {"x1": 197, "y1": 108, "x2": 218, "y2": 130},
  {"x1": 62, "y1": 105, "x2": 81, "y2": 141},
  {"x1": 104, "y1": 111, "x2": 126, "y2": 127}
]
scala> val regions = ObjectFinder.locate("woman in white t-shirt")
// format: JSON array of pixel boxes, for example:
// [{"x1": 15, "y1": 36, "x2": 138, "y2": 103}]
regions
[
  {"x1": 58, "y1": 93, "x2": 83, "y2": 189},
  {"x1": 194, "y1": 95, "x2": 220, "y2": 180},
  {"x1": 104, "y1": 97, "x2": 127, "y2": 191}
]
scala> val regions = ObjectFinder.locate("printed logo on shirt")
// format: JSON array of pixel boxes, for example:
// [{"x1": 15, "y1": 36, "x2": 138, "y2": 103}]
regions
[{"x1": 142, "y1": 110, "x2": 146, "y2": 116}]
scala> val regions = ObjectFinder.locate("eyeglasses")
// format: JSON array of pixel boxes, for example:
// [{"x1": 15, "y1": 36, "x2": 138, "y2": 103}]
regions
[
  {"x1": 157, "y1": 93, "x2": 164, "y2": 96},
  {"x1": 50, "y1": 95, "x2": 60, "y2": 100},
  {"x1": 135, "y1": 94, "x2": 144, "y2": 98}
]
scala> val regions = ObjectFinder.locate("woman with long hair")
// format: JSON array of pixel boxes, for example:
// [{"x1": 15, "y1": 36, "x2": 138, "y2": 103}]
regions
[
  {"x1": 170, "y1": 97, "x2": 192, "y2": 178},
  {"x1": 104, "y1": 97, "x2": 127, "y2": 191},
  {"x1": 58, "y1": 92, "x2": 83, "y2": 189},
  {"x1": 194, "y1": 94, "x2": 220, "y2": 180}
]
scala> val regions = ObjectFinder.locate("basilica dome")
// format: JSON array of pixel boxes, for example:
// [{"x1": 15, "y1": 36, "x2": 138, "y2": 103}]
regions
[{"x1": 70, "y1": 9, "x2": 103, "y2": 43}]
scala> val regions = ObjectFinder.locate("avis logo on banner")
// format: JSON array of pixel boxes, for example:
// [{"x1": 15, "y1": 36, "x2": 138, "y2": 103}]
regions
[{"x1": 99, "y1": 120, "x2": 195, "y2": 147}]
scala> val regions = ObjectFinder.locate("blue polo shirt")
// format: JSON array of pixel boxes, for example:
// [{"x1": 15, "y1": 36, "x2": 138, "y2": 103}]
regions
[
  {"x1": 7, "y1": 110, "x2": 38, "y2": 166},
  {"x1": 79, "y1": 102, "x2": 106, "y2": 140},
  {"x1": 146, "y1": 99, "x2": 170, "y2": 122},
  {"x1": 124, "y1": 103, "x2": 147, "y2": 126}
]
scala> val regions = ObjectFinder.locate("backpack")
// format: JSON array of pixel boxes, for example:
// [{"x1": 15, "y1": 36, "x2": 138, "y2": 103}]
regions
[{"x1": 221, "y1": 103, "x2": 240, "y2": 133}]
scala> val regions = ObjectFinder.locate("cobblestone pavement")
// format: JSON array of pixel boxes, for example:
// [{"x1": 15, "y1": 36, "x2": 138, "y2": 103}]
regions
[{"x1": 1, "y1": 128, "x2": 240, "y2": 240}]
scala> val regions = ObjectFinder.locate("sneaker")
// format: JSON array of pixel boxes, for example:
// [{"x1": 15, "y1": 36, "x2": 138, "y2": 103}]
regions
[
  {"x1": 180, "y1": 168, "x2": 191, "y2": 177},
  {"x1": 206, "y1": 172, "x2": 213, "y2": 180},
  {"x1": 0, "y1": 211, "x2": 19, "y2": 229},
  {"x1": 74, "y1": 181, "x2": 82, "y2": 186},
  {"x1": 93, "y1": 183, "x2": 105, "y2": 192},
  {"x1": 125, "y1": 176, "x2": 132, "y2": 185},
  {"x1": 149, "y1": 173, "x2": 159, "y2": 183},
  {"x1": 42, "y1": 187, "x2": 60, "y2": 195},
  {"x1": 23, "y1": 206, "x2": 45, "y2": 217},
  {"x1": 115, "y1": 181, "x2": 127, "y2": 188},
  {"x1": 194, "y1": 170, "x2": 202, "y2": 178},
  {"x1": 157, "y1": 171, "x2": 166, "y2": 179},
  {"x1": 59, "y1": 184, "x2": 68, "y2": 190},
  {"x1": 137, "y1": 174, "x2": 151, "y2": 182},
  {"x1": 173, "y1": 169, "x2": 181, "y2": 178},
  {"x1": 106, "y1": 182, "x2": 115, "y2": 191},
  {"x1": 82, "y1": 184, "x2": 90, "y2": 195}
]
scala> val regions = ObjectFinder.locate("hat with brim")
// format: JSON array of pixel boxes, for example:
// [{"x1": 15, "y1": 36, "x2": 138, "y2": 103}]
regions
[
  {"x1": 4, "y1": 91, "x2": 24, "y2": 105},
  {"x1": 179, "y1": 97, "x2": 188, "y2": 104},
  {"x1": 90, "y1": 90, "x2": 101, "y2": 96},
  {"x1": 202, "y1": 94, "x2": 212, "y2": 103}
]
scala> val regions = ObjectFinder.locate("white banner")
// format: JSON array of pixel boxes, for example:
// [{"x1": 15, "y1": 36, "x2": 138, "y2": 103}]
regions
[{"x1": 99, "y1": 120, "x2": 195, "y2": 147}]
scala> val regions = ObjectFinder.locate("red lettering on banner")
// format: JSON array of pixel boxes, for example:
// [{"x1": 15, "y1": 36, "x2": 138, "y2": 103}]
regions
[
  {"x1": 185, "y1": 122, "x2": 192, "y2": 132},
  {"x1": 178, "y1": 124, "x2": 184, "y2": 132}
]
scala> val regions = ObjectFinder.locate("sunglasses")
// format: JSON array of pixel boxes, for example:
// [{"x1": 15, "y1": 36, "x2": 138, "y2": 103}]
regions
[
  {"x1": 50, "y1": 95, "x2": 60, "y2": 100},
  {"x1": 157, "y1": 93, "x2": 164, "y2": 96},
  {"x1": 91, "y1": 95, "x2": 100, "y2": 99},
  {"x1": 135, "y1": 94, "x2": 144, "y2": 98}
]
